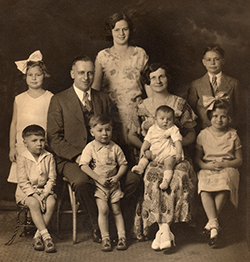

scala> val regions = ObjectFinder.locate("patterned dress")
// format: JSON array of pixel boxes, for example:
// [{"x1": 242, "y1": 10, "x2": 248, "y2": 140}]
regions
[
  {"x1": 95, "y1": 46, "x2": 148, "y2": 145},
  {"x1": 133, "y1": 94, "x2": 197, "y2": 238},
  {"x1": 196, "y1": 127, "x2": 241, "y2": 207}
]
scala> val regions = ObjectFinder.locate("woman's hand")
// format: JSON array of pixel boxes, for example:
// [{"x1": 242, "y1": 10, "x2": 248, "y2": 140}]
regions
[{"x1": 9, "y1": 148, "x2": 17, "y2": 162}]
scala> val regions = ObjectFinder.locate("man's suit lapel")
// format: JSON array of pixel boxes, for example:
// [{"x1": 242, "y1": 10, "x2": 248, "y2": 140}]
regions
[{"x1": 66, "y1": 87, "x2": 85, "y2": 123}]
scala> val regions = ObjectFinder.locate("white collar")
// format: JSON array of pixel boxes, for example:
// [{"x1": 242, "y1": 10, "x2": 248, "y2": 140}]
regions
[
  {"x1": 93, "y1": 140, "x2": 113, "y2": 151},
  {"x1": 73, "y1": 84, "x2": 91, "y2": 101},
  {"x1": 208, "y1": 71, "x2": 222, "y2": 82},
  {"x1": 21, "y1": 148, "x2": 50, "y2": 163}
]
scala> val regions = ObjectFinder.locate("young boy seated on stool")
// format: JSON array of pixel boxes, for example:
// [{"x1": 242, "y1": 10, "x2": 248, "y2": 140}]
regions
[
  {"x1": 15, "y1": 124, "x2": 57, "y2": 253},
  {"x1": 79, "y1": 114, "x2": 128, "y2": 252}
]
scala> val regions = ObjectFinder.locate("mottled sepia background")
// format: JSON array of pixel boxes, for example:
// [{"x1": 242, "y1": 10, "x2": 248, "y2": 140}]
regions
[{"x1": 0, "y1": 0, "x2": 249, "y2": 237}]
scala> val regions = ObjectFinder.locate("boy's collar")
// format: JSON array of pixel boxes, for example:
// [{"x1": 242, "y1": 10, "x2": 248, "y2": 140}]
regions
[
  {"x1": 21, "y1": 148, "x2": 49, "y2": 162},
  {"x1": 208, "y1": 71, "x2": 222, "y2": 80},
  {"x1": 93, "y1": 140, "x2": 112, "y2": 151}
]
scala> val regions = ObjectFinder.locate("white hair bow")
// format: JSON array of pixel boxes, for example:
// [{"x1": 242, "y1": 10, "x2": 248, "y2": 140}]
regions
[
  {"x1": 15, "y1": 50, "x2": 43, "y2": 74},
  {"x1": 203, "y1": 92, "x2": 230, "y2": 111}
]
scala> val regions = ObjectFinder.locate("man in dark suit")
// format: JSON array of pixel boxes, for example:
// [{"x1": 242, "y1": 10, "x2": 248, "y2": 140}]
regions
[{"x1": 47, "y1": 56, "x2": 140, "y2": 242}]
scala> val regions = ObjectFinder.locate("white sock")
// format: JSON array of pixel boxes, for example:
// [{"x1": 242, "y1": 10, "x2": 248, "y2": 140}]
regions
[
  {"x1": 40, "y1": 229, "x2": 51, "y2": 241},
  {"x1": 33, "y1": 229, "x2": 41, "y2": 239}
]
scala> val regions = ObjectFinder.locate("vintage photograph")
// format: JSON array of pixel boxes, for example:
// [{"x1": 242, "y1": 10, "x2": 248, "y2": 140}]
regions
[{"x1": 0, "y1": 0, "x2": 249, "y2": 261}]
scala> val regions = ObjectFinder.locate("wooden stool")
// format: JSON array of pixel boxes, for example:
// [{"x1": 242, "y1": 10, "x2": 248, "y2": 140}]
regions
[
  {"x1": 57, "y1": 177, "x2": 84, "y2": 244},
  {"x1": 5, "y1": 204, "x2": 36, "y2": 245}
]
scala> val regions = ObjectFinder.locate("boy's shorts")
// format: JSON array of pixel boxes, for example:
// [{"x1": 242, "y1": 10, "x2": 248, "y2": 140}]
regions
[{"x1": 95, "y1": 182, "x2": 124, "y2": 203}]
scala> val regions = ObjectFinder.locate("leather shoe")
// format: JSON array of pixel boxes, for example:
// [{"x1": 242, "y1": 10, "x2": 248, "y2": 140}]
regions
[
  {"x1": 208, "y1": 235, "x2": 218, "y2": 248},
  {"x1": 33, "y1": 237, "x2": 44, "y2": 251},
  {"x1": 93, "y1": 229, "x2": 102, "y2": 243},
  {"x1": 101, "y1": 238, "x2": 112, "y2": 252},
  {"x1": 116, "y1": 237, "x2": 127, "y2": 250},
  {"x1": 202, "y1": 228, "x2": 210, "y2": 236},
  {"x1": 208, "y1": 228, "x2": 219, "y2": 248},
  {"x1": 44, "y1": 238, "x2": 56, "y2": 253}
]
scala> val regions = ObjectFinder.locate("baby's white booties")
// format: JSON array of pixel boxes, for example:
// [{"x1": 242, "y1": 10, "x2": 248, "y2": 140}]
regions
[
  {"x1": 159, "y1": 170, "x2": 173, "y2": 190},
  {"x1": 132, "y1": 157, "x2": 149, "y2": 175}
]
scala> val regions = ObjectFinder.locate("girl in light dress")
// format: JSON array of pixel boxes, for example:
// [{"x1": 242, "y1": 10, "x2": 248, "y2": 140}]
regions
[
  {"x1": 91, "y1": 13, "x2": 148, "y2": 163},
  {"x1": 8, "y1": 50, "x2": 53, "y2": 183},
  {"x1": 195, "y1": 99, "x2": 242, "y2": 248}
]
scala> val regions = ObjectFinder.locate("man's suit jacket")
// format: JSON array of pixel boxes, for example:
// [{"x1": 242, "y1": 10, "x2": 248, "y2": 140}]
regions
[
  {"x1": 47, "y1": 86, "x2": 115, "y2": 173},
  {"x1": 187, "y1": 73, "x2": 241, "y2": 130}
]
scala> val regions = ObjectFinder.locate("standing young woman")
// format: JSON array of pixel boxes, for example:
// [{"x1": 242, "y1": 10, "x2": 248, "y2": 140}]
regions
[{"x1": 92, "y1": 13, "x2": 148, "y2": 164}]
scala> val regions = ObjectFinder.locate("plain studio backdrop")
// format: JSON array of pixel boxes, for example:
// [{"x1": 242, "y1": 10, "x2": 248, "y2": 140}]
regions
[{"x1": 0, "y1": 0, "x2": 249, "y2": 245}]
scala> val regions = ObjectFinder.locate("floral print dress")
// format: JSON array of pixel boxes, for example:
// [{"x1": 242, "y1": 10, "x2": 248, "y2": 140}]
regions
[
  {"x1": 133, "y1": 94, "x2": 197, "y2": 238},
  {"x1": 96, "y1": 46, "x2": 148, "y2": 145}
]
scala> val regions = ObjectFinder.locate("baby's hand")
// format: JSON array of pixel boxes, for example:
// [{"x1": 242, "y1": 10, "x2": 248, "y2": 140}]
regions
[
  {"x1": 9, "y1": 148, "x2": 17, "y2": 162},
  {"x1": 176, "y1": 154, "x2": 182, "y2": 164}
]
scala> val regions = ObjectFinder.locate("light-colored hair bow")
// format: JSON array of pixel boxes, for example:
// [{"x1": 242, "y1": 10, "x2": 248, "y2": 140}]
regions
[
  {"x1": 15, "y1": 50, "x2": 43, "y2": 74},
  {"x1": 203, "y1": 92, "x2": 230, "y2": 110}
]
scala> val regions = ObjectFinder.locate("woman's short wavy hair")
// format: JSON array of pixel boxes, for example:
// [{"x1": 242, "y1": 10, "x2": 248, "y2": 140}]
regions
[
  {"x1": 142, "y1": 63, "x2": 171, "y2": 86},
  {"x1": 104, "y1": 13, "x2": 134, "y2": 42}
]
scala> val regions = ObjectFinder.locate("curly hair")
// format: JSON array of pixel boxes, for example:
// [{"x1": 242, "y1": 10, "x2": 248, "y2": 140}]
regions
[
  {"x1": 141, "y1": 63, "x2": 171, "y2": 86},
  {"x1": 104, "y1": 13, "x2": 134, "y2": 42}
]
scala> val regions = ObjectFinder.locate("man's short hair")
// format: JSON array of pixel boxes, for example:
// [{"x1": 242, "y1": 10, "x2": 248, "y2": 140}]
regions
[
  {"x1": 22, "y1": 124, "x2": 45, "y2": 139},
  {"x1": 89, "y1": 114, "x2": 113, "y2": 128},
  {"x1": 71, "y1": 55, "x2": 93, "y2": 68}
]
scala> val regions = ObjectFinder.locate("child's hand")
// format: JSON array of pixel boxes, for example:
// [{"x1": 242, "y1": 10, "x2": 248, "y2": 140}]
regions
[
  {"x1": 75, "y1": 155, "x2": 81, "y2": 164},
  {"x1": 97, "y1": 177, "x2": 110, "y2": 187},
  {"x1": 108, "y1": 176, "x2": 119, "y2": 186},
  {"x1": 213, "y1": 160, "x2": 227, "y2": 170},
  {"x1": 9, "y1": 148, "x2": 17, "y2": 162}
]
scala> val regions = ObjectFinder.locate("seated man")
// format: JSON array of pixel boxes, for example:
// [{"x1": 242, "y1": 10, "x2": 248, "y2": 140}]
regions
[{"x1": 47, "y1": 55, "x2": 140, "y2": 242}]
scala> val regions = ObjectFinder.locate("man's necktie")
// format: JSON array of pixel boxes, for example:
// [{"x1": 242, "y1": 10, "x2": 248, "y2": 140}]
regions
[
  {"x1": 212, "y1": 76, "x2": 218, "y2": 92},
  {"x1": 82, "y1": 92, "x2": 92, "y2": 112}
]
